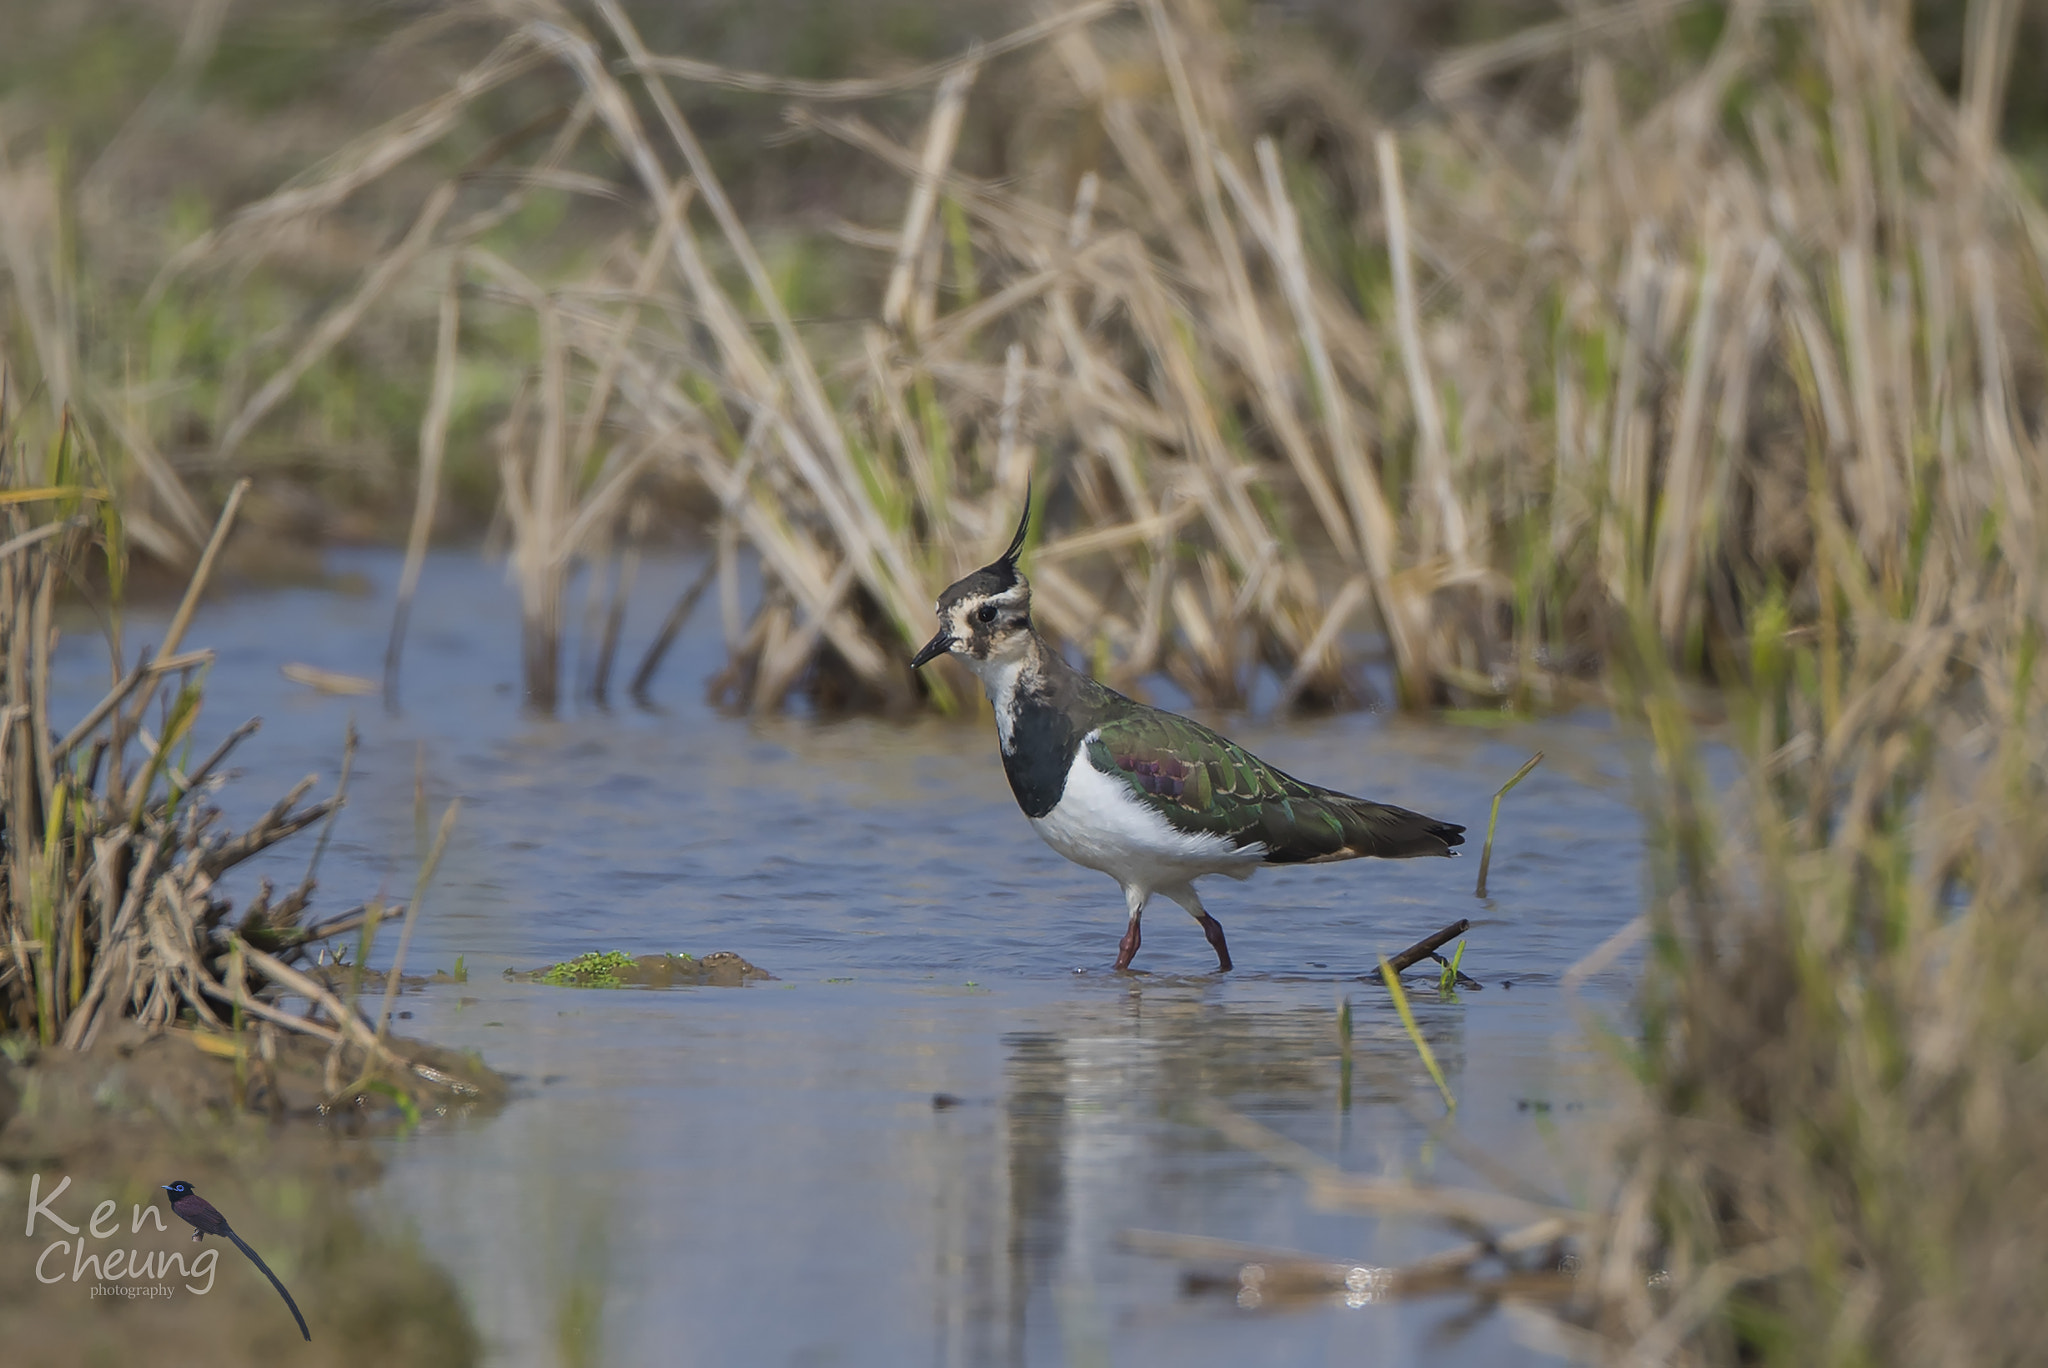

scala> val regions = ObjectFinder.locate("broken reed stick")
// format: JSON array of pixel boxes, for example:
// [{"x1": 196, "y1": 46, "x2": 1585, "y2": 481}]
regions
[
  {"x1": 1382, "y1": 918, "x2": 1471, "y2": 975},
  {"x1": 1375, "y1": 132, "x2": 1468, "y2": 567},
  {"x1": 0, "y1": 519, "x2": 69, "y2": 562},
  {"x1": 201, "y1": 962, "x2": 346, "y2": 1050},
  {"x1": 237, "y1": 940, "x2": 401, "y2": 1067},
  {"x1": 177, "y1": 716, "x2": 260, "y2": 799},
  {"x1": 1120, "y1": 1215, "x2": 1577, "y2": 1302}
]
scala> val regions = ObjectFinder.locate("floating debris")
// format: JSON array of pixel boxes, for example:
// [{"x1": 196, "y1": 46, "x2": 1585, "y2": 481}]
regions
[{"x1": 280, "y1": 662, "x2": 378, "y2": 695}]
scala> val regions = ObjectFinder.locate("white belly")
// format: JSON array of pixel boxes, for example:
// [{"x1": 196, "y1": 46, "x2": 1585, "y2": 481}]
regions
[{"x1": 1028, "y1": 738, "x2": 1265, "y2": 893}]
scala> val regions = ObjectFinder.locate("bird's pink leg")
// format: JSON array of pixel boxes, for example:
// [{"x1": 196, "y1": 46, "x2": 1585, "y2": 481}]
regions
[
  {"x1": 1164, "y1": 886, "x2": 1232, "y2": 973},
  {"x1": 1112, "y1": 886, "x2": 1146, "y2": 972},
  {"x1": 1197, "y1": 915, "x2": 1232, "y2": 973}
]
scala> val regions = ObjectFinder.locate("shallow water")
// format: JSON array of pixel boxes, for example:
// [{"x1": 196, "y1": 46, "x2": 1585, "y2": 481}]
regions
[{"x1": 51, "y1": 548, "x2": 1646, "y2": 1366}]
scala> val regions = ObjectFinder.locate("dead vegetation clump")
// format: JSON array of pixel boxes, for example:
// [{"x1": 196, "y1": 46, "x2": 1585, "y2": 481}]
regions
[{"x1": 0, "y1": 394, "x2": 490, "y2": 1116}]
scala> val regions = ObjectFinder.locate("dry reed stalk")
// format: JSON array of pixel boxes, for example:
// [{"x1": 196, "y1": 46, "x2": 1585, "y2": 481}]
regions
[
  {"x1": 881, "y1": 64, "x2": 980, "y2": 333},
  {"x1": 384, "y1": 262, "x2": 462, "y2": 707},
  {"x1": 376, "y1": 799, "x2": 460, "y2": 1039},
  {"x1": 598, "y1": 1, "x2": 935, "y2": 625},
  {"x1": 1374, "y1": 132, "x2": 1469, "y2": 571}
]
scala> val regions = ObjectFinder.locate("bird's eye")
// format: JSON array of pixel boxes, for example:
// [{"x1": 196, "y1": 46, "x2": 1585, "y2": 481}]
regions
[{"x1": 976, "y1": 604, "x2": 998, "y2": 624}]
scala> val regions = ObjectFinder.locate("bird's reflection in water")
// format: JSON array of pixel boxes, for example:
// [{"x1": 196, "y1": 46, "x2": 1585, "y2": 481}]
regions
[{"x1": 927, "y1": 986, "x2": 1468, "y2": 1367}]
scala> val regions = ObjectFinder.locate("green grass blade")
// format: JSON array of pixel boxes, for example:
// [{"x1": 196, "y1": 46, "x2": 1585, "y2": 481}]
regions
[
  {"x1": 1475, "y1": 750, "x2": 1544, "y2": 897},
  {"x1": 1438, "y1": 937, "x2": 1467, "y2": 994},
  {"x1": 1380, "y1": 954, "x2": 1455, "y2": 1113}
]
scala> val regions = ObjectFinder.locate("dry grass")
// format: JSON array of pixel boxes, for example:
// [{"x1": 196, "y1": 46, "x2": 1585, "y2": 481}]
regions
[{"x1": 0, "y1": 386, "x2": 480, "y2": 1105}]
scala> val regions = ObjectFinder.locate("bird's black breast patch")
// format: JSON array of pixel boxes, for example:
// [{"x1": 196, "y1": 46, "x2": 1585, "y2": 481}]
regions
[{"x1": 1000, "y1": 695, "x2": 1085, "y2": 819}]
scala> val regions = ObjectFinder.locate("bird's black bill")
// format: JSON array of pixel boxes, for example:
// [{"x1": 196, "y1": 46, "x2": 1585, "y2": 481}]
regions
[{"x1": 911, "y1": 630, "x2": 955, "y2": 668}]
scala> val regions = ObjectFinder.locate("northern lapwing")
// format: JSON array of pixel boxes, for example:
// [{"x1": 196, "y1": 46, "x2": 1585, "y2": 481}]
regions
[{"x1": 912, "y1": 495, "x2": 1466, "y2": 973}]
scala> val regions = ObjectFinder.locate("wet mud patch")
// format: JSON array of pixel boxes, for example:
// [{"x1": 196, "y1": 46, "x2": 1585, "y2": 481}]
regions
[
  {"x1": 1, "y1": 1026, "x2": 505, "y2": 1365},
  {"x1": 506, "y1": 950, "x2": 774, "y2": 988}
]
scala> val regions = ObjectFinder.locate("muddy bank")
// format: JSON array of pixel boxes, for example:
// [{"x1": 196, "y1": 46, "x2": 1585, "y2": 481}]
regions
[{"x1": 0, "y1": 1024, "x2": 505, "y2": 1365}]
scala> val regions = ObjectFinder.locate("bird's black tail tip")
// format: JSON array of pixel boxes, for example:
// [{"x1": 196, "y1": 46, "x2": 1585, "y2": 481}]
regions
[{"x1": 1436, "y1": 821, "x2": 1467, "y2": 852}]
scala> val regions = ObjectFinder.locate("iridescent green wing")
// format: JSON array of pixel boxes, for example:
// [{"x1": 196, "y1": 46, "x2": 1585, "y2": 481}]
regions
[
  {"x1": 1086, "y1": 709, "x2": 1329, "y2": 849},
  {"x1": 1085, "y1": 708, "x2": 1464, "y2": 862}
]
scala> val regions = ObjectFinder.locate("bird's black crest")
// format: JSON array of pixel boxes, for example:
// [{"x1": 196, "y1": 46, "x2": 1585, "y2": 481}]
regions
[
  {"x1": 996, "y1": 483, "x2": 1031, "y2": 567},
  {"x1": 937, "y1": 484, "x2": 1032, "y2": 608}
]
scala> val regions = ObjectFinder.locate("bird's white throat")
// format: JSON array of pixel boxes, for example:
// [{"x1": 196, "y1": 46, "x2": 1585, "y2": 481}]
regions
[{"x1": 957, "y1": 644, "x2": 1036, "y2": 750}]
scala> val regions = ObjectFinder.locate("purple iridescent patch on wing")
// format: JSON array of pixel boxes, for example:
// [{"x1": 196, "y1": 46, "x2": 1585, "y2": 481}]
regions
[{"x1": 1115, "y1": 751, "x2": 1189, "y2": 800}]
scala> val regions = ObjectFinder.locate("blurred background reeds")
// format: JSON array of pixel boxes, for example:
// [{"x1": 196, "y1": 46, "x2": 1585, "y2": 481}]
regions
[{"x1": 2, "y1": 0, "x2": 2041, "y2": 718}]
